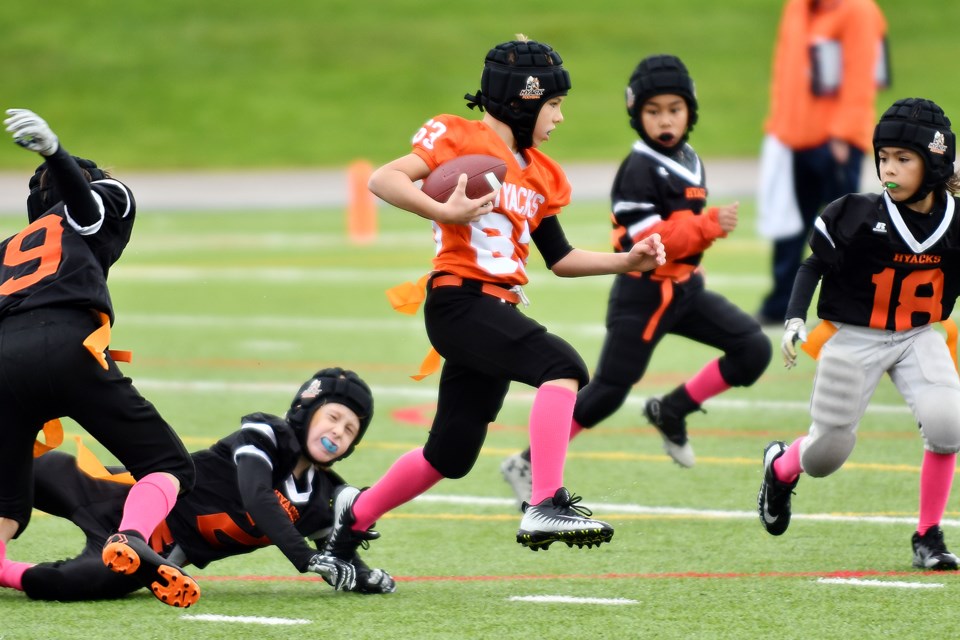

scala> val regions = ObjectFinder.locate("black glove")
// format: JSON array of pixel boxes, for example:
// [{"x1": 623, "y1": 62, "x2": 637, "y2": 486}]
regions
[
  {"x1": 307, "y1": 553, "x2": 356, "y2": 591},
  {"x1": 351, "y1": 565, "x2": 396, "y2": 594}
]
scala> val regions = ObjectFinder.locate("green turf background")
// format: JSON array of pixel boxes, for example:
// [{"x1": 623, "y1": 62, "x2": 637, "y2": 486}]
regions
[
  {"x1": 2, "y1": 2, "x2": 960, "y2": 637},
  {"x1": 1, "y1": 202, "x2": 957, "y2": 638},
  {"x1": 0, "y1": 0, "x2": 957, "y2": 169}
]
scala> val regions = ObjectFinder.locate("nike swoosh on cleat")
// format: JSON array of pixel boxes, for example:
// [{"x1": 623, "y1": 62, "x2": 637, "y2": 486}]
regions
[{"x1": 762, "y1": 500, "x2": 779, "y2": 524}]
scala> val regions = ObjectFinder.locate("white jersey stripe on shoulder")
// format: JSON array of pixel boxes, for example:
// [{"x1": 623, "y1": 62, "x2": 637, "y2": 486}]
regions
[
  {"x1": 240, "y1": 421, "x2": 278, "y2": 446},
  {"x1": 93, "y1": 178, "x2": 134, "y2": 218},
  {"x1": 813, "y1": 216, "x2": 835, "y2": 248},
  {"x1": 612, "y1": 200, "x2": 656, "y2": 214},
  {"x1": 627, "y1": 216, "x2": 663, "y2": 240},
  {"x1": 234, "y1": 444, "x2": 273, "y2": 470},
  {"x1": 63, "y1": 189, "x2": 105, "y2": 236}
]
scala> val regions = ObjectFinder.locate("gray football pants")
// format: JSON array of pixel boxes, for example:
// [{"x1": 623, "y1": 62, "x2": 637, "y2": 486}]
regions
[{"x1": 801, "y1": 323, "x2": 960, "y2": 477}]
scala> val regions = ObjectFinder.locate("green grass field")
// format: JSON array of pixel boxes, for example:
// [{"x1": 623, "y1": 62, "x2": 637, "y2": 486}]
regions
[
  {"x1": 0, "y1": 199, "x2": 956, "y2": 639},
  {"x1": 0, "y1": 0, "x2": 958, "y2": 169}
]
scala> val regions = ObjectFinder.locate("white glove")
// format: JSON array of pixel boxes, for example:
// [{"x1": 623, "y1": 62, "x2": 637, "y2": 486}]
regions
[
  {"x1": 307, "y1": 553, "x2": 357, "y2": 591},
  {"x1": 4, "y1": 108, "x2": 59, "y2": 156},
  {"x1": 781, "y1": 318, "x2": 808, "y2": 369},
  {"x1": 351, "y1": 567, "x2": 396, "y2": 594}
]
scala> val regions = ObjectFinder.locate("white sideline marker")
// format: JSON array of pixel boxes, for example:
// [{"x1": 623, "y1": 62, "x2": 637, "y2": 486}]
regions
[
  {"x1": 509, "y1": 595, "x2": 637, "y2": 606},
  {"x1": 181, "y1": 613, "x2": 311, "y2": 626},
  {"x1": 817, "y1": 578, "x2": 943, "y2": 589}
]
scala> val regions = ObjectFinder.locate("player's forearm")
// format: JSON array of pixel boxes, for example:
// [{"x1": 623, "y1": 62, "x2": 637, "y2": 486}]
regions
[
  {"x1": 550, "y1": 248, "x2": 634, "y2": 277},
  {"x1": 44, "y1": 147, "x2": 103, "y2": 227},
  {"x1": 369, "y1": 165, "x2": 444, "y2": 221}
]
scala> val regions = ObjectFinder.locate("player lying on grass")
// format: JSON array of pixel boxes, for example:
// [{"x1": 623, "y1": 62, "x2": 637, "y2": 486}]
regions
[
  {"x1": 759, "y1": 98, "x2": 960, "y2": 570},
  {"x1": 0, "y1": 368, "x2": 396, "y2": 601}
]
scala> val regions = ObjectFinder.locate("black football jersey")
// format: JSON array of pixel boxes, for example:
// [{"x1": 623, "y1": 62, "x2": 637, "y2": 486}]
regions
[
  {"x1": 0, "y1": 179, "x2": 134, "y2": 322},
  {"x1": 610, "y1": 139, "x2": 708, "y2": 267},
  {"x1": 812, "y1": 192, "x2": 960, "y2": 329},
  {"x1": 164, "y1": 413, "x2": 342, "y2": 569}
]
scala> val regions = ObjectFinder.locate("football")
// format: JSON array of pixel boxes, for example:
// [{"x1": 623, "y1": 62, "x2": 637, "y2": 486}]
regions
[{"x1": 420, "y1": 154, "x2": 507, "y2": 203}]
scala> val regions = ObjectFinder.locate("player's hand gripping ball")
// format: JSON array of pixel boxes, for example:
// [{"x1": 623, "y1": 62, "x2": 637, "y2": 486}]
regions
[{"x1": 420, "y1": 154, "x2": 507, "y2": 203}]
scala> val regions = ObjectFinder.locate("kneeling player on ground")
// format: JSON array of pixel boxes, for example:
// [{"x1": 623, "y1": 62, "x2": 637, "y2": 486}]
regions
[{"x1": 0, "y1": 368, "x2": 396, "y2": 601}]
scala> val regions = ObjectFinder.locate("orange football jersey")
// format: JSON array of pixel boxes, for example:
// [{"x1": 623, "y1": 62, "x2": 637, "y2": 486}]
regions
[{"x1": 411, "y1": 114, "x2": 571, "y2": 286}]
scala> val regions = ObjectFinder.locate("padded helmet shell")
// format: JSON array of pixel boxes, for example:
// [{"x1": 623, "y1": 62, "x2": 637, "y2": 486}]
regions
[
  {"x1": 873, "y1": 97, "x2": 955, "y2": 203},
  {"x1": 464, "y1": 39, "x2": 570, "y2": 150},
  {"x1": 286, "y1": 368, "x2": 374, "y2": 462},
  {"x1": 625, "y1": 54, "x2": 698, "y2": 153}
]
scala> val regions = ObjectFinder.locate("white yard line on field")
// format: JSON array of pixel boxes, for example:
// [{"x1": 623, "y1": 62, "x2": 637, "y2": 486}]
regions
[
  {"x1": 816, "y1": 577, "x2": 943, "y2": 589},
  {"x1": 412, "y1": 494, "x2": 960, "y2": 528},
  {"x1": 131, "y1": 377, "x2": 912, "y2": 415},
  {"x1": 508, "y1": 595, "x2": 638, "y2": 605},
  {"x1": 109, "y1": 265, "x2": 768, "y2": 288},
  {"x1": 181, "y1": 613, "x2": 311, "y2": 625}
]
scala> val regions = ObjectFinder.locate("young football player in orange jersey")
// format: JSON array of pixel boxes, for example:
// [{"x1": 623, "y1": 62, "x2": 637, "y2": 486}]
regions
[
  {"x1": 500, "y1": 55, "x2": 771, "y2": 500},
  {"x1": 759, "y1": 98, "x2": 960, "y2": 570},
  {"x1": 320, "y1": 35, "x2": 665, "y2": 557}
]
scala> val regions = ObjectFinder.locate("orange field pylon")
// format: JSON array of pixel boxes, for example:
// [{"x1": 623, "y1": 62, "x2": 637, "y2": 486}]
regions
[{"x1": 347, "y1": 159, "x2": 377, "y2": 245}]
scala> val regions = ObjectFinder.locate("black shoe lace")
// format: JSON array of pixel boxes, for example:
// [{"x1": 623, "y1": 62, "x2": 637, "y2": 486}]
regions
[
  {"x1": 326, "y1": 523, "x2": 380, "y2": 558},
  {"x1": 556, "y1": 492, "x2": 593, "y2": 518},
  {"x1": 923, "y1": 528, "x2": 948, "y2": 554}
]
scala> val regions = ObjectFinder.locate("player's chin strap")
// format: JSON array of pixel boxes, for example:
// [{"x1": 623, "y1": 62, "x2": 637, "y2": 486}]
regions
[
  {"x1": 33, "y1": 312, "x2": 134, "y2": 458},
  {"x1": 801, "y1": 318, "x2": 959, "y2": 372},
  {"x1": 464, "y1": 92, "x2": 485, "y2": 112}
]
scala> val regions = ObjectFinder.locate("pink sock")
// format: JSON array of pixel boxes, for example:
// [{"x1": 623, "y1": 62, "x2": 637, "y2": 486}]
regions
[
  {"x1": 0, "y1": 559, "x2": 33, "y2": 591},
  {"x1": 117, "y1": 473, "x2": 178, "y2": 540},
  {"x1": 352, "y1": 448, "x2": 443, "y2": 531},
  {"x1": 773, "y1": 437, "x2": 806, "y2": 483},
  {"x1": 0, "y1": 538, "x2": 5, "y2": 563},
  {"x1": 569, "y1": 419, "x2": 584, "y2": 442},
  {"x1": 529, "y1": 384, "x2": 577, "y2": 504},
  {"x1": 918, "y1": 450, "x2": 956, "y2": 536},
  {"x1": 684, "y1": 359, "x2": 731, "y2": 405}
]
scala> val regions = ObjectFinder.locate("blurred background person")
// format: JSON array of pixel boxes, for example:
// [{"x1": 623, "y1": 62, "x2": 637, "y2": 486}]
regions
[{"x1": 755, "y1": 0, "x2": 888, "y2": 326}]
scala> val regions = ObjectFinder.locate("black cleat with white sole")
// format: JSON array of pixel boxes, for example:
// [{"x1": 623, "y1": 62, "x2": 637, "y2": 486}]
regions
[
  {"x1": 757, "y1": 441, "x2": 798, "y2": 536},
  {"x1": 323, "y1": 485, "x2": 380, "y2": 561},
  {"x1": 912, "y1": 525, "x2": 959, "y2": 571},
  {"x1": 517, "y1": 487, "x2": 613, "y2": 551}
]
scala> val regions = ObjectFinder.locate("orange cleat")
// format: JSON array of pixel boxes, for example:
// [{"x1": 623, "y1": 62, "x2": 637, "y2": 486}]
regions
[{"x1": 102, "y1": 531, "x2": 200, "y2": 608}]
